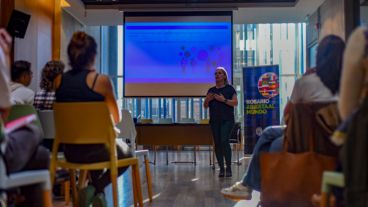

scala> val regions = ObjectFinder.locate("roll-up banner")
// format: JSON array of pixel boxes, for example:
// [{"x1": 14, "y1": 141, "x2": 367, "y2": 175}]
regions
[{"x1": 243, "y1": 65, "x2": 280, "y2": 154}]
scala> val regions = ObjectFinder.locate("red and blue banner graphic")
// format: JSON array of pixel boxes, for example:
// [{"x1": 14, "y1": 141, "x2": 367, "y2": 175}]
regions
[{"x1": 243, "y1": 65, "x2": 280, "y2": 154}]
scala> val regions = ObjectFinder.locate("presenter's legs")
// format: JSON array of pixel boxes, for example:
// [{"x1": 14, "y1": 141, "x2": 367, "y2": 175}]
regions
[{"x1": 210, "y1": 120, "x2": 233, "y2": 176}]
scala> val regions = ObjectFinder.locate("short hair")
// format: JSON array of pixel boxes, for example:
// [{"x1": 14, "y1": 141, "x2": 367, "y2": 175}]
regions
[
  {"x1": 11, "y1": 60, "x2": 31, "y2": 82},
  {"x1": 67, "y1": 31, "x2": 97, "y2": 70},
  {"x1": 40, "y1": 60, "x2": 65, "y2": 91},
  {"x1": 316, "y1": 35, "x2": 345, "y2": 95}
]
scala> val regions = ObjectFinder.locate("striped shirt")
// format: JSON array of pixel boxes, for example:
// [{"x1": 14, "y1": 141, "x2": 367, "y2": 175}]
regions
[{"x1": 33, "y1": 89, "x2": 55, "y2": 110}]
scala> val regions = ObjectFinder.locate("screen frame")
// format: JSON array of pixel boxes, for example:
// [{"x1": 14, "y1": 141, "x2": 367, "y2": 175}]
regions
[{"x1": 123, "y1": 11, "x2": 233, "y2": 98}]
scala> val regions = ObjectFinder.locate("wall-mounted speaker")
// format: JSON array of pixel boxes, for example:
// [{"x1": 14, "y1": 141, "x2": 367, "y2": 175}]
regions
[{"x1": 7, "y1": 10, "x2": 31, "y2": 39}]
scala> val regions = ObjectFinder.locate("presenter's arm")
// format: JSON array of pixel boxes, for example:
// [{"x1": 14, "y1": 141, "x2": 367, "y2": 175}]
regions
[
  {"x1": 214, "y1": 93, "x2": 238, "y2": 107},
  {"x1": 204, "y1": 93, "x2": 214, "y2": 108}
]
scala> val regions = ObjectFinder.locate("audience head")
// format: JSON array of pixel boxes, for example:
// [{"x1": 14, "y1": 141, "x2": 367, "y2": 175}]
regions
[
  {"x1": 40, "y1": 60, "x2": 65, "y2": 91},
  {"x1": 11, "y1": 60, "x2": 32, "y2": 86},
  {"x1": 316, "y1": 35, "x2": 345, "y2": 95},
  {"x1": 67, "y1": 31, "x2": 97, "y2": 70},
  {"x1": 215, "y1": 66, "x2": 229, "y2": 85}
]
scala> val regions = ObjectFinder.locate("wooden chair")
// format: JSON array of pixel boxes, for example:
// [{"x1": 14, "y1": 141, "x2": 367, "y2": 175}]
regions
[
  {"x1": 50, "y1": 102, "x2": 143, "y2": 207},
  {"x1": 320, "y1": 171, "x2": 344, "y2": 207}
]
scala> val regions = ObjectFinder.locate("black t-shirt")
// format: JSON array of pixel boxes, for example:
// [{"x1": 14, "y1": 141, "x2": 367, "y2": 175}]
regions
[{"x1": 207, "y1": 84, "x2": 236, "y2": 122}]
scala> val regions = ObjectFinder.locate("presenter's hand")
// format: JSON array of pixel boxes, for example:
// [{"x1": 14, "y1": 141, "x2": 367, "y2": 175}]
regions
[
  {"x1": 206, "y1": 93, "x2": 215, "y2": 101},
  {"x1": 214, "y1": 93, "x2": 226, "y2": 102}
]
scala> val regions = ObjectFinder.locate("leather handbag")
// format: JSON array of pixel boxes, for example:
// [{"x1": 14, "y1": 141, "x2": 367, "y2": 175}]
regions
[
  {"x1": 260, "y1": 151, "x2": 336, "y2": 206},
  {"x1": 260, "y1": 121, "x2": 336, "y2": 207}
]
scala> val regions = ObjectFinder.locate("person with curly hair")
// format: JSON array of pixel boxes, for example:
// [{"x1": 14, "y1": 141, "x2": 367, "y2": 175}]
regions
[{"x1": 33, "y1": 60, "x2": 65, "y2": 110}]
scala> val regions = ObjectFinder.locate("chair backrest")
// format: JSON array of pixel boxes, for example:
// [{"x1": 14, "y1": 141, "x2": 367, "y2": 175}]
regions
[
  {"x1": 285, "y1": 102, "x2": 340, "y2": 156},
  {"x1": 38, "y1": 110, "x2": 55, "y2": 139},
  {"x1": 229, "y1": 122, "x2": 241, "y2": 144},
  {"x1": 53, "y1": 102, "x2": 115, "y2": 145},
  {"x1": 140, "y1": 119, "x2": 153, "y2": 124},
  {"x1": 180, "y1": 118, "x2": 195, "y2": 123},
  {"x1": 158, "y1": 118, "x2": 173, "y2": 124},
  {"x1": 6, "y1": 104, "x2": 42, "y2": 130},
  {"x1": 118, "y1": 109, "x2": 137, "y2": 151}
]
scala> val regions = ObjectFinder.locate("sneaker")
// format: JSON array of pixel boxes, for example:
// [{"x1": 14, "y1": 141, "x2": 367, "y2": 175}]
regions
[
  {"x1": 78, "y1": 185, "x2": 96, "y2": 207},
  {"x1": 92, "y1": 193, "x2": 107, "y2": 207},
  {"x1": 218, "y1": 168, "x2": 225, "y2": 178},
  {"x1": 221, "y1": 182, "x2": 252, "y2": 200},
  {"x1": 225, "y1": 168, "x2": 232, "y2": 177}
]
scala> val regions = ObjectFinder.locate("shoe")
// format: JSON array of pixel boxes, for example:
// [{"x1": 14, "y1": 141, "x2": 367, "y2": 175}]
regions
[
  {"x1": 221, "y1": 182, "x2": 252, "y2": 200},
  {"x1": 219, "y1": 168, "x2": 225, "y2": 178},
  {"x1": 78, "y1": 185, "x2": 96, "y2": 207},
  {"x1": 225, "y1": 168, "x2": 232, "y2": 177},
  {"x1": 92, "y1": 193, "x2": 107, "y2": 207}
]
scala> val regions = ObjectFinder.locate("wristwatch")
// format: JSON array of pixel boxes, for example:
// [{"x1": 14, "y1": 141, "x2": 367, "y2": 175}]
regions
[{"x1": 224, "y1": 99, "x2": 228, "y2": 103}]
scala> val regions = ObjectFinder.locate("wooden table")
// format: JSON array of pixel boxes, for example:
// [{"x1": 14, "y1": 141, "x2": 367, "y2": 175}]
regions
[{"x1": 136, "y1": 123, "x2": 214, "y2": 165}]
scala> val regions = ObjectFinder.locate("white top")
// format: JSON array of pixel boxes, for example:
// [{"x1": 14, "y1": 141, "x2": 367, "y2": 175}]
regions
[
  {"x1": 0, "y1": 49, "x2": 11, "y2": 109},
  {"x1": 9, "y1": 82, "x2": 35, "y2": 105},
  {"x1": 290, "y1": 73, "x2": 337, "y2": 103}
]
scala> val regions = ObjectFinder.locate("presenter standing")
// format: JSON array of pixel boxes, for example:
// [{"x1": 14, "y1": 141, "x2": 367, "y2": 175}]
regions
[{"x1": 204, "y1": 66, "x2": 238, "y2": 177}]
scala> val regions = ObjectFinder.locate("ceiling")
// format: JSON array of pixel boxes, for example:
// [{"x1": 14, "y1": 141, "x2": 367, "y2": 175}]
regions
[
  {"x1": 63, "y1": 0, "x2": 325, "y2": 25},
  {"x1": 81, "y1": 0, "x2": 298, "y2": 7}
]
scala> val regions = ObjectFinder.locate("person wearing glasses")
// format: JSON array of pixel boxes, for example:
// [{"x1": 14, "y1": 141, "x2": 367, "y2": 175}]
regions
[{"x1": 9, "y1": 60, "x2": 34, "y2": 105}]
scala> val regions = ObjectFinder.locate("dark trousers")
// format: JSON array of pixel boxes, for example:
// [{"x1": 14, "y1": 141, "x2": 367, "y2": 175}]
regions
[
  {"x1": 210, "y1": 120, "x2": 234, "y2": 169},
  {"x1": 64, "y1": 139, "x2": 132, "y2": 193},
  {"x1": 5, "y1": 124, "x2": 50, "y2": 207}
]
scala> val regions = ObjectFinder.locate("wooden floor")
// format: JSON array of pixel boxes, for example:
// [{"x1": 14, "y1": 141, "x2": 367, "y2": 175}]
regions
[{"x1": 53, "y1": 150, "x2": 260, "y2": 207}]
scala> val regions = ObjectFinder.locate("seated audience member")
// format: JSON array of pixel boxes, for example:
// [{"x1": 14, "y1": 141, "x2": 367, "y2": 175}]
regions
[
  {"x1": 9, "y1": 60, "x2": 34, "y2": 105},
  {"x1": 339, "y1": 27, "x2": 368, "y2": 120},
  {"x1": 0, "y1": 28, "x2": 50, "y2": 207},
  {"x1": 333, "y1": 27, "x2": 368, "y2": 207},
  {"x1": 34, "y1": 60, "x2": 65, "y2": 110},
  {"x1": 221, "y1": 35, "x2": 345, "y2": 200},
  {"x1": 54, "y1": 31, "x2": 132, "y2": 207}
]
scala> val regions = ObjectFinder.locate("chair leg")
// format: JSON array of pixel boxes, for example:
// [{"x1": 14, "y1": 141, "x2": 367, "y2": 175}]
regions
[
  {"x1": 64, "y1": 180, "x2": 70, "y2": 206},
  {"x1": 132, "y1": 168, "x2": 138, "y2": 207},
  {"x1": 153, "y1": 145, "x2": 157, "y2": 165},
  {"x1": 42, "y1": 189, "x2": 53, "y2": 207},
  {"x1": 144, "y1": 155, "x2": 153, "y2": 202},
  {"x1": 321, "y1": 192, "x2": 329, "y2": 207},
  {"x1": 78, "y1": 170, "x2": 88, "y2": 189},
  {"x1": 69, "y1": 169, "x2": 78, "y2": 207},
  {"x1": 133, "y1": 163, "x2": 143, "y2": 206},
  {"x1": 111, "y1": 172, "x2": 119, "y2": 207}
]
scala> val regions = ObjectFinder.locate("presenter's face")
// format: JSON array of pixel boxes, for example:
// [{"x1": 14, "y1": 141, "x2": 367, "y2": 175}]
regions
[{"x1": 215, "y1": 69, "x2": 225, "y2": 82}]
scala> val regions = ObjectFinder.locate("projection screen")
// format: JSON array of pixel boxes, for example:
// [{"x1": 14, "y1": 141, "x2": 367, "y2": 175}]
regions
[{"x1": 124, "y1": 11, "x2": 233, "y2": 97}]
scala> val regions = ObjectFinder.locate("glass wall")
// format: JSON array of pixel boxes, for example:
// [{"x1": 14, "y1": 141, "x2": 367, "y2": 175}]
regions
[{"x1": 99, "y1": 23, "x2": 306, "y2": 123}]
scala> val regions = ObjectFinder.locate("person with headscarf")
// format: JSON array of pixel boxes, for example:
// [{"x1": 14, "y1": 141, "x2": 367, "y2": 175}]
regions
[{"x1": 204, "y1": 66, "x2": 238, "y2": 178}]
